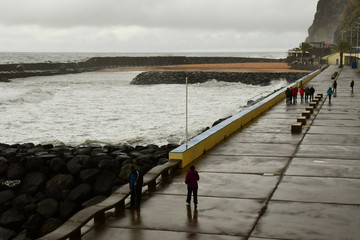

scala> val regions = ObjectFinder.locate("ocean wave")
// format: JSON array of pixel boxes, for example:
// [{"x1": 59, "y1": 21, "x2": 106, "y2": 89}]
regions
[{"x1": 3, "y1": 88, "x2": 55, "y2": 104}]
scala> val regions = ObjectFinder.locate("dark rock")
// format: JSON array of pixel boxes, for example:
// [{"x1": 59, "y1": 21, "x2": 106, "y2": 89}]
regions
[
  {"x1": 152, "y1": 151, "x2": 168, "y2": 160},
  {"x1": 1, "y1": 148, "x2": 18, "y2": 158},
  {"x1": 37, "y1": 198, "x2": 59, "y2": 218},
  {"x1": 24, "y1": 203, "x2": 38, "y2": 217},
  {"x1": 12, "y1": 194, "x2": 36, "y2": 212},
  {"x1": 98, "y1": 159, "x2": 120, "y2": 172},
  {"x1": 45, "y1": 174, "x2": 74, "y2": 200},
  {"x1": 81, "y1": 195, "x2": 107, "y2": 208},
  {"x1": 0, "y1": 157, "x2": 8, "y2": 174},
  {"x1": 66, "y1": 183, "x2": 92, "y2": 204},
  {"x1": 25, "y1": 157, "x2": 45, "y2": 171},
  {"x1": 66, "y1": 157, "x2": 83, "y2": 175},
  {"x1": 0, "y1": 208, "x2": 25, "y2": 230},
  {"x1": 25, "y1": 214, "x2": 43, "y2": 239},
  {"x1": 27, "y1": 147, "x2": 45, "y2": 155},
  {"x1": 13, "y1": 230, "x2": 31, "y2": 240},
  {"x1": 118, "y1": 164, "x2": 134, "y2": 182},
  {"x1": 0, "y1": 226, "x2": 17, "y2": 240},
  {"x1": 48, "y1": 158, "x2": 66, "y2": 173},
  {"x1": 19, "y1": 172, "x2": 47, "y2": 195},
  {"x1": 114, "y1": 153, "x2": 131, "y2": 163},
  {"x1": 59, "y1": 201, "x2": 78, "y2": 221},
  {"x1": 94, "y1": 170, "x2": 116, "y2": 196},
  {"x1": 6, "y1": 163, "x2": 26, "y2": 179},
  {"x1": 40, "y1": 218, "x2": 61, "y2": 236},
  {"x1": 128, "y1": 151, "x2": 144, "y2": 159},
  {"x1": 157, "y1": 158, "x2": 169, "y2": 165},
  {"x1": 0, "y1": 190, "x2": 15, "y2": 205},
  {"x1": 79, "y1": 169, "x2": 100, "y2": 183}
]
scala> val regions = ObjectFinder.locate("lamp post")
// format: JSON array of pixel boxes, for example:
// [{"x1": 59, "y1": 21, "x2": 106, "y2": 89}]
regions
[{"x1": 185, "y1": 77, "x2": 189, "y2": 149}]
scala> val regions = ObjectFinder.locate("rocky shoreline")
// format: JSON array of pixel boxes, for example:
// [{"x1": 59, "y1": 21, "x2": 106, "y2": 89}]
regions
[
  {"x1": 130, "y1": 71, "x2": 309, "y2": 85},
  {"x1": 0, "y1": 142, "x2": 178, "y2": 240}
]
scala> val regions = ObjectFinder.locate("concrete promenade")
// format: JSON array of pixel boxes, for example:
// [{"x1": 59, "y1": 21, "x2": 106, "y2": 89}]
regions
[{"x1": 83, "y1": 65, "x2": 360, "y2": 240}]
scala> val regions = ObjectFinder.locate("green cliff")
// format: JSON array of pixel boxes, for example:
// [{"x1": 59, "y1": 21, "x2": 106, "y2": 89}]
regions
[{"x1": 334, "y1": 0, "x2": 360, "y2": 44}]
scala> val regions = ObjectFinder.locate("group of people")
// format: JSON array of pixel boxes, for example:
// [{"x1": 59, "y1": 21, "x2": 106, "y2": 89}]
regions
[
  {"x1": 286, "y1": 86, "x2": 315, "y2": 104},
  {"x1": 327, "y1": 79, "x2": 355, "y2": 103},
  {"x1": 129, "y1": 164, "x2": 200, "y2": 209}
]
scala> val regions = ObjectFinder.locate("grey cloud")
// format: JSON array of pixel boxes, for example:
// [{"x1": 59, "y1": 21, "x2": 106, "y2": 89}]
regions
[{"x1": 1, "y1": 0, "x2": 315, "y2": 32}]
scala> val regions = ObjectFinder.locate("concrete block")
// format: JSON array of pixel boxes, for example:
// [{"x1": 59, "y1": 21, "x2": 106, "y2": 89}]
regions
[
  {"x1": 316, "y1": 93, "x2": 323, "y2": 99},
  {"x1": 309, "y1": 102, "x2": 317, "y2": 107},
  {"x1": 292, "y1": 122, "x2": 302, "y2": 134},
  {"x1": 302, "y1": 111, "x2": 311, "y2": 119},
  {"x1": 297, "y1": 116, "x2": 307, "y2": 125},
  {"x1": 306, "y1": 106, "x2": 314, "y2": 114}
]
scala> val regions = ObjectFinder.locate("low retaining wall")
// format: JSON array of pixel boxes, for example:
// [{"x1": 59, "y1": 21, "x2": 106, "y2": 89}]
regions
[
  {"x1": 169, "y1": 67, "x2": 326, "y2": 168},
  {"x1": 130, "y1": 71, "x2": 309, "y2": 85}
]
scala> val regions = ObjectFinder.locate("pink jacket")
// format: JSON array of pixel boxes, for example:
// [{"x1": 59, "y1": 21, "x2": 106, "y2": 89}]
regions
[{"x1": 185, "y1": 169, "x2": 199, "y2": 189}]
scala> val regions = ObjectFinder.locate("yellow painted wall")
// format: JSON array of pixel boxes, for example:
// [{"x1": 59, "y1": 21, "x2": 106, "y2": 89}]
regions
[
  {"x1": 169, "y1": 70, "x2": 322, "y2": 168},
  {"x1": 322, "y1": 53, "x2": 354, "y2": 65}
]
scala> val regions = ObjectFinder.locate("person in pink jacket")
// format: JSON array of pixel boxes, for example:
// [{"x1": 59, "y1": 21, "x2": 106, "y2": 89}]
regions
[{"x1": 185, "y1": 165, "x2": 200, "y2": 208}]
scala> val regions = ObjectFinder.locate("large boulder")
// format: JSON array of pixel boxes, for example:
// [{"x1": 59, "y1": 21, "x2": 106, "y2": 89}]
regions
[
  {"x1": 79, "y1": 169, "x2": 100, "y2": 183},
  {"x1": 65, "y1": 183, "x2": 92, "y2": 204},
  {"x1": 45, "y1": 174, "x2": 74, "y2": 200},
  {"x1": 19, "y1": 172, "x2": 47, "y2": 195},
  {"x1": 59, "y1": 201, "x2": 78, "y2": 221},
  {"x1": 0, "y1": 227, "x2": 17, "y2": 240},
  {"x1": 94, "y1": 170, "x2": 116, "y2": 196},
  {"x1": 0, "y1": 208, "x2": 25, "y2": 230},
  {"x1": 37, "y1": 198, "x2": 59, "y2": 218},
  {"x1": 48, "y1": 158, "x2": 66, "y2": 173},
  {"x1": 40, "y1": 218, "x2": 61, "y2": 236},
  {"x1": 0, "y1": 157, "x2": 8, "y2": 174},
  {"x1": 6, "y1": 163, "x2": 27, "y2": 180}
]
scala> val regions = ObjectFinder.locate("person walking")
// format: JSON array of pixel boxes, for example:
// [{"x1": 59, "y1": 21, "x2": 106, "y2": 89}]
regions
[
  {"x1": 300, "y1": 87, "x2": 304, "y2": 102},
  {"x1": 304, "y1": 86, "x2": 310, "y2": 102},
  {"x1": 286, "y1": 88, "x2": 291, "y2": 104},
  {"x1": 333, "y1": 80, "x2": 337, "y2": 93},
  {"x1": 185, "y1": 165, "x2": 200, "y2": 208},
  {"x1": 327, "y1": 87, "x2": 333, "y2": 103},
  {"x1": 350, "y1": 80, "x2": 354, "y2": 93},
  {"x1": 309, "y1": 86, "x2": 315, "y2": 101},
  {"x1": 129, "y1": 165, "x2": 143, "y2": 208}
]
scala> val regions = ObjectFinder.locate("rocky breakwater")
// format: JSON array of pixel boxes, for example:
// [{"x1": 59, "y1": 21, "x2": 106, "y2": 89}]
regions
[
  {"x1": 0, "y1": 142, "x2": 178, "y2": 240},
  {"x1": 130, "y1": 71, "x2": 309, "y2": 85}
]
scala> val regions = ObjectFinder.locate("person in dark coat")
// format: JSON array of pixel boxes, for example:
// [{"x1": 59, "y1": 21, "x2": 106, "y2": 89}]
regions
[
  {"x1": 309, "y1": 86, "x2": 315, "y2": 101},
  {"x1": 333, "y1": 80, "x2": 337, "y2": 93},
  {"x1": 129, "y1": 165, "x2": 143, "y2": 208},
  {"x1": 185, "y1": 165, "x2": 200, "y2": 208},
  {"x1": 350, "y1": 80, "x2": 354, "y2": 93}
]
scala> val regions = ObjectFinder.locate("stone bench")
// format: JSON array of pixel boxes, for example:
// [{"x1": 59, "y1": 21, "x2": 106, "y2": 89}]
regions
[
  {"x1": 292, "y1": 122, "x2": 302, "y2": 133},
  {"x1": 306, "y1": 106, "x2": 314, "y2": 114},
  {"x1": 38, "y1": 159, "x2": 181, "y2": 240},
  {"x1": 297, "y1": 116, "x2": 307, "y2": 125},
  {"x1": 301, "y1": 110, "x2": 311, "y2": 119},
  {"x1": 309, "y1": 102, "x2": 317, "y2": 108}
]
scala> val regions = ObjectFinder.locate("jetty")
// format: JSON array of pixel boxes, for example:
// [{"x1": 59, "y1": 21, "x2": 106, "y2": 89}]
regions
[{"x1": 39, "y1": 65, "x2": 360, "y2": 240}]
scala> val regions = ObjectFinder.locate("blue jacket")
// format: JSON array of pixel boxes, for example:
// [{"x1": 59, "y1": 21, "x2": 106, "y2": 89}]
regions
[{"x1": 327, "y1": 88, "x2": 333, "y2": 95}]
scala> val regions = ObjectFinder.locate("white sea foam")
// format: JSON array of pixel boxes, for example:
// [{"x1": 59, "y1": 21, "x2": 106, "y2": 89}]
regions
[{"x1": 0, "y1": 71, "x2": 288, "y2": 146}]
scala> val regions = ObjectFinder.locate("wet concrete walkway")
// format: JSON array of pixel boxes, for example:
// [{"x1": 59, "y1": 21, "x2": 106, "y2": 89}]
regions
[{"x1": 83, "y1": 66, "x2": 360, "y2": 240}]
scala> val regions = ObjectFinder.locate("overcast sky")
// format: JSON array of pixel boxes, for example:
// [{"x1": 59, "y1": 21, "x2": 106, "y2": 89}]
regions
[{"x1": 0, "y1": 0, "x2": 318, "y2": 53}]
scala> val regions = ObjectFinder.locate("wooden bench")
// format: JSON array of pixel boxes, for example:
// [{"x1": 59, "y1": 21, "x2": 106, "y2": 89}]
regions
[{"x1": 331, "y1": 72, "x2": 338, "y2": 79}]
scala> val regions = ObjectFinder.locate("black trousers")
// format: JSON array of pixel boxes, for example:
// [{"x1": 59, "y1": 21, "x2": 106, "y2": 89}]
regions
[{"x1": 186, "y1": 187, "x2": 198, "y2": 204}]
